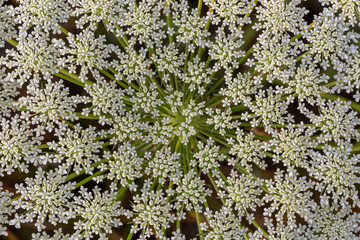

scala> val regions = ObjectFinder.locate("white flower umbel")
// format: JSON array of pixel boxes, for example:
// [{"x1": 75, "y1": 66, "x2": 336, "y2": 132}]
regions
[
  {"x1": 73, "y1": 186, "x2": 130, "y2": 240},
  {"x1": 1, "y1": 0, "x2": 360, "y2": 238},
  {"x1": 145, "y1": 147, "x2": 181, "y2": 185},
  {"x1": 31, "y1": 228, "x2": 81, "y2": 240},
  {"x1": 0, "y1": 2, "x2": 16, "y2": 48},
  {"x1": 3, "y1": 31, "x2": 63, "y2": 84},
  {"x1": 18, "y1": 80, "x2": 85, "y2": 125},
  {"x1": 131, "y1": 183, "x2": 176, "y2": 239},
  {"x1": 61, "y1": 30, "x2": 116, "y2": 82},
  {"x1": 0, "y1": 116, "x2": 41, "y2": 175},
  {"x1": 269, "y1": 123, "x2": 317, "y2": 168},
  {"x1": 69, "y1": 0, "x2": 128, "y2": 31},
  {"x1": 308, "y1": 143, "x2": 360, "y2": 206},
  {"x1": 14, "y1": 0, "x2": 71, "y2": 34},
  {"x1": 228, "y1": 129, "x2": 268, "y2": 171},
  {"x1": 175, "y1": 169, "x2": 212, "y2": 213},
  {"x1": 192, "y1": 138, "x2": 225, "y2": 174},
  {"x1": 218, "y1": 170, "x2": 263, "y2": 220},
  {"x1": 0, "y1": 182, "x2": 14, "y2": 236},
  {"x1": 263, "y1": 168, "x2": 317, "y2": 229},
  {"x1": 102, "y1": 143, "x2": 144, "y2": 191},
  {"x1": 10, "y1": 168, "x2": 75, "y2": 231},
  {"x1": 307, "y1": 204, "x2": 360, "y2": 239},
  {"x1": 48, "y1": 124, "x2": 102, "y2": 174},
  {"x1": 201, "y1": 206, "x2": 248, "y2": 240}
]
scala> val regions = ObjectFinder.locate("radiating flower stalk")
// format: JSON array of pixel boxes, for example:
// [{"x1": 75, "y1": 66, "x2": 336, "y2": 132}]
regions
[{"x1": 1, "y1": 0, "x2": 360, "y2": 239}]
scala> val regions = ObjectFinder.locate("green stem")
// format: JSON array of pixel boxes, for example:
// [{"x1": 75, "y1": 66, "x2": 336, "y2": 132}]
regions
[
  {"x1": 65, "y1": 159, "x2": 108, "y2": 181},
  {"x1": 115, "y1": 186, "x2": 128, "y2": 201},
  {"x1": 59, "y1": 69, "x2": 93, "y2": 86},
  {"x1": 250, "y1": 217, "x2": 270, "y2": 239},
  {"x1": 166, "y1": 3, "x2": 174, "y2": 43},
  {"x1": 199, "y1": 77, "x2": 225, "y2": 101},
  {"x1": 195, "y1": 212, "x2": 204, "y2": 239},
  {"x1": 245, "y1": 0, "x2": 258, "y2": 18},
  {"x1": 126, "y1": 232, "x2": 133, "y2": 240},
  {"x1": 176, "y1": 208, "x2": 182, "y2": 230},
  {"x1": 36, "y1": 144, "x2": 49, "y2": 149},
  {"x1": 196, "y1": 127, "x2": 229, "y2": 146},
  {"x1": 204, "y1": 94, "x2": 222, "y2": 107},
  {"x1": 321, "y1": 93, "x2": 360, "y2": 113},
  {"x1": 74, "y1": 169, "x2": 107, "y2": 189},
  {"x1": 207, "y1": 98, "x2": 223, "y2": 108},
  {"x1": 5, "y1": 38, "x2": 18, "y2": 47},
  {"x1": 60, "y1": 26, "x2": 69, "y2": 36},
  {"x1": 197, "y1": 0, "x2": 203, "y2": 16},
  {"x1": 102, "y1": 20, "x2": 127, "y2": 50},
  {"x1": 150, "y1": 177, "x2": 158, "y2": 191},
  {"x1": 115, "y1": 24, "x2": 130, "y2": 48},
  {"x1": 352, "y1": 142, "x2": 360, "y2": 152},
  {"x1": 238, "y1": 42, "x2": 257, "y2": 65},
  {"x1": 54, "y1": 73, "x2": 85, "y2": 87}
]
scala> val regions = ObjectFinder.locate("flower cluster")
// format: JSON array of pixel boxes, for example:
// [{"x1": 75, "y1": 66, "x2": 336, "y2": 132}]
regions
[
  {"x1": 10, "y1": 168, "x2": 75, "y2": 231},
  {"x1": 73, "y1": 186, "x2": 130, "y2": 239},
  {"x1": 1, "y1": 0, "x2": 360, "y2": 239}
]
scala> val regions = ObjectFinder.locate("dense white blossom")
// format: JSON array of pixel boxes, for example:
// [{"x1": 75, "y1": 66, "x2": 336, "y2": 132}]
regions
[
  {"x1": 2, "y1": 32, "x2": 64, "y2": 84},
  {"x1": 175, "y1": 169, "x2": 212, "y2": 212},
  {"x1": 0, "y1": 182, "x2": 14, "y2": 236},
  {"x1": 201, "y1": 206, "x2": 247, "y2": 240},
  {"x1": 18, "y1": 80, "x2": 85, "y2": 125},
  {"x1": 181, "y1": 56, "x2": 213, "y2": 94},
  {"x1": 61, "y1": 31, "x2": 116, "y2": 81},
  {"x1": 0, "y1": 116, "x2": 41, "y2": 175},
  {"x1": 48, "y1": 124, "x2": 102, "y2": 174},
  {"x1": 307, "y1": 204, "x2": 360, "y2": 239},
  {"x1": 145, "y1": 147, "x2": 181, "y2": 184},
  {"x1": 304, "y1": 7, "x2": 359, "y2": 70},
  {"x1": 31, "y1": 228, "x2": 81, "y2": 240},
  {"x1": 303, "y1": 99, "x2": 360, "y2": 144},
  {"x1": 13, "y1": 0, "x2": 71, "y2": 34},
  {"x1": 120, "y1": 0, "x2": 166, "y2": 46},
  {"x1": 84, "y1": 79, "x2": 124, "y2": 116},
  {"x1": 1, "y1": 0, "x2": 360, "y2": 238},
  {"x1": 10, "y1": 168, "x2": 75, "y2": 231},
  {"x1": 73, "y1": 186, "x2": 130, "y2": 239},
  {"x1": 228, "y1": 129, "x2": 268, "y2": 171},
  {"x1": 204, "y1": 0, "x2": 254, "y2": 30},
  {"x1": 208, "y1": 28, "x2": 245, "y2": 71},
  {"x1": 69, "y1": 0, "x2": 128, "y2": 31},
  {"x1": 308, "y1": 144, "x2": 360, "y2": 206},
  {"x1": 192, "y1": 138, "x2": 225, "y2": 174},
  {"x1": 218, "y1": 170, "x2": 263, "y2": 218},
  {"x1": 131, "y1": 184, "x2": 176, "y2": 239},
  {"x1": 269, "y1": 124, "x2": 316, "y2": 167},
  {"x1": 319, "y1": 0, "x2": 360, "y2": 24},
  {"x1": 102, "y1": 143, "x2": 143, "y2": 191},
  {"x1": 0, "y1": 68, "x2": 18, "y2": 117},
  {"x1": 255, "y1": 0, "x2": 309, "y2": 35},
  {"x1": 113, "y1": 47, "x2": 154, "y2": 85},
  {"x1": 172, "y1": 3, "x2": 209, "y2": 47},
  {"x1": 283, "y1": 64, "x2": 329, "y2": 104},
  {"x1": 0, "y1": 2, "x2": 16, "y2": 48},
  {"x1": 264, "y1": 168, "x2": 317, "y2": 228}
]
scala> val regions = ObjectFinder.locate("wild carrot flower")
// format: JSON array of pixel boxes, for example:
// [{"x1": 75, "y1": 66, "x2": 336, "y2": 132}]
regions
[{"x1": 1, "y1": 0, "x2": 360, "y2": 239}]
